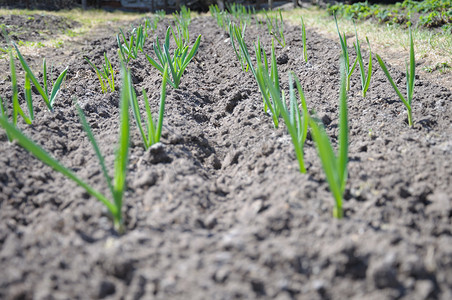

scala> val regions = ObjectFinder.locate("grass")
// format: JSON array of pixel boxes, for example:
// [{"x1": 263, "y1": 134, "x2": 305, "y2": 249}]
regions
[{"x1": 0, "y1": 63, "x2": 132, "y2": 233}]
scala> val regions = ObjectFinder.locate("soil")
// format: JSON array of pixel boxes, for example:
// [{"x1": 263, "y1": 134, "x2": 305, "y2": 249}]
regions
[
  {"x1": 0, "y1": 13, "x2": 80, "y2": 48},
  {"x1": 0, "y1": 11, "x2": 451, "y2": 300}
]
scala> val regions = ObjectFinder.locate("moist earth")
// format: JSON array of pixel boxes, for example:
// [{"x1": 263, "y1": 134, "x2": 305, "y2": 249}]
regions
[{"x1": 0, "y1": 12, "x2": 451, "y2": 300}]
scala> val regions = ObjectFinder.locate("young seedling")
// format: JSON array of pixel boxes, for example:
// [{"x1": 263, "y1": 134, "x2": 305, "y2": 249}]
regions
[
  {"x1": 301, "y1": 16, "x2": 308, "y2": 63},
  {"x1": 309, "y1": 59, "x2": 348, "y2": 218},
  {"x1": 176, "y1": 5, "x2": 192, "y2": 26},
  {"x1": 271, "y1": 72, "x2": 309, "y2": 173},
  {"x1": 234, "y1": 33, "x2": 280, "y2": 127},
  {"x1": 171, "y1": 23, "x2": 190, "y2": 50},
  {"x1": 334, "y1": 15, "x2": 357, "y2": 91},
  {"x1": 265, "y1": 10, "x2": 286, "y2": 48},
  {"x1": 145, "y1": 26, "x2": 201, "y2": 89},
  {"x1": 117, "y1": 25, "x2": 146, "y2": 64},
  {"x1": 130, "y1": 65, "x2": 168, "y2": 150},
  {"x1": 229, "y1": 22, "x2": 249, "y2": 72},
  {"x1": 84, "y1": 52, "x2": 115, "y2": 94},
  {"x1": 13, "y1": 43, "x2": 68, "y2": 112},
  {"x1": 255, "y1": 39, "x2": 282, "y2": 128},
  {"x1": 0, "y1": 64, "x2": 132, "y2": 232},
  {"x1": 353, "y1": 22, "x2": 372, "y2": 98},
  {"x1": 210, "y1": 5, "x2": 227, "y2": 29},
  {"x1": 376, "y1": 28, "x2": 415, "y2": 127},
  {"x1": 0, "y1": 50, "x2": 33, "y2": 141}
]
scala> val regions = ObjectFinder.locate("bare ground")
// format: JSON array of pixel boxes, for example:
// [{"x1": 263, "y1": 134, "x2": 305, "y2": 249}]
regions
[{"x1": 0, "y1": 12, "x2": 451, "y2": 300}]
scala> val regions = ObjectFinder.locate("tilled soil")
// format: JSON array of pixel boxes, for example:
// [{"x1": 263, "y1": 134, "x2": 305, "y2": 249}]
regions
[
  {"x1": 0, "y1": 13, "x2": 79, "y2": 47},
  {"x1": 0, "y1": 12, "x2": 451, "y2": 300}
]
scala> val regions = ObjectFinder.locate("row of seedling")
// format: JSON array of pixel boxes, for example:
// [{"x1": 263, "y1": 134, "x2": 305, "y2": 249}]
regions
[
  {"x1": 334, "y1": 15, "x2": 416, "y2": 127},
  {"x1": 209, "y1": 4, "x2": 289, "y2": 49},
  {"x1": 0, "y1": 44, "x2": 68, "y2": 134},
  {"x1": 0, "y1": 10, "x2": 201, "y2": 232},
  {"x1": 227, "y1": 13, "x2": 417, "y2": 217},
  {"x1": 231, "y1": 21, "x2": 347, "y2": 217},
  {"x1": 222, "y1": 9, "x2": 415, "y2": 127}
]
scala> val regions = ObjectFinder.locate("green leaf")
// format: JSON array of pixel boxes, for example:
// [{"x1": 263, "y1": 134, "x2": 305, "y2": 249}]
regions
[
  {"x1": 43, "y1": 58, "x2": 48, "y2": 97},
  {"x1": 85, "y1": 57, "x2": 107, "y2": 93},
  {"x1": 363, "y1": 37, "x2": 372, "y2": 98},
  {"x1": 142, "y1": 89, "x2": 156, "y2": 146},
  {"x1": 76, "y1": 101, "x2": 114, "y2": 197},
  {"x1": 113, "y1": 65, "x2": 131, "y2": 229},
  {"x1": 129, "y1": 75, "x2": 148, "y2": 148},
  {"x1": 145, "y1": 53, "x2": 164, "y2": 74},
  {"x1": 376, "y1": 54, "x2": 410, "y2": 109},
  {"x1": 408, "y1": 27, "x2": 415, "y2": 105},
  {"x1": 13, "y1": 43, "x2": 51, "y2": 110},
  {"x1": 309, "y1": 117, "x2": 342, "y2": 217},
  {"x1": 24, "y1": 73, "x2": 34, "y2": 120},
  {"x1": 155, "y1": 65, "x2": 168, "y2": 143},
  {"x1": 49, "y1": 67, "x2": 68, "y2": 107},
  {"x1": 337, "y1": 60, "x2": 348, "y2": 192}
]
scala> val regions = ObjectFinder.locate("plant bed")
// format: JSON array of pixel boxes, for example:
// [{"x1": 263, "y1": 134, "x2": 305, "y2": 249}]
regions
[{"x1": 0, "y1": 10, "x2": 451, "y2": 299}]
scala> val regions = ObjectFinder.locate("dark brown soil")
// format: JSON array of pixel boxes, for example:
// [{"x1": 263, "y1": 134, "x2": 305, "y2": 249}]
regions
[
  {"x1": 0, "y1": 13, "x2": 80, "y2": 48},
  {"x1": 0, "y1": 11, "x2": 451, "y2": 300}
]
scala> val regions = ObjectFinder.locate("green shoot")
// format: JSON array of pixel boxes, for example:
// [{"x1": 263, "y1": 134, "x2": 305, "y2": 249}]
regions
[
  {"x1": 310, "y1": 59, "x2": 348, "y2": 219},
  {"x1": 210, "y1": 5, "x2": 227, "y2": 29},
  {"x1": 255, "y1": 39, "x2": 282, "y2": 128},
  {"x1": 0, "y1": 64, "x2": 132, "y2": 232},
  {"x1": 0, "y1": 49, "x2": 33, "y2": 140},
  {"x1": 229, "y1": 22, "x2": 249, "y2": 72},
  {"x1": 376, "y1": 28, "x2": 415, "y2": 127},
  {"x1": 130, "y1": 65, "x2": 168, "y2": 150},
  {"x1": 265, "y1": 10, "x2": 286, "y2": 48},
  {"x1": 84, "y1": 52, "x2": 116, "y2": 94},
  {"x1": 171, "y1": 24, "x2": 190, "y2": 50},
  {"x1": 273, "y1": 73, "x2": 309, "y2": 173},
  {"x1": 334, "y1": 15, "x2": 357, "y2": 91},
  {"x1": 234, "y1": 33, "x2": 280, "y2": 127},
  {"x1": 301, "y1": 16, "x2": 308, "y2": 63},
  {"x1": 145, "y1": 26, "x2": 201, "y2": 89},
  {"x1": 117, "y1": 25, "x2": 146, "y2": 64},
  {"x1": 353, "y1": 22, "x2": 372, "y2": 98},
  {"x1": 13, "y1": 43, "x2": 68, "y2": 112},
  {"x1": 176, "y1": 5, "x2": 192, "y2": 26}
]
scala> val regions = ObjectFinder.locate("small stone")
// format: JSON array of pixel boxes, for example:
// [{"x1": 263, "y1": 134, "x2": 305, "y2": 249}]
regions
[
  {"x1": 414, "y1": 280, "x2": 435, "y2": 299},
  {"x1": 321, "y1": 114, "x2": 332, "y2": 126},
  {"x1": 98, "y1": 280, "x2": 116, "y2": 298},
  {"x1": 277, "y1": 53, "x2": 289, "y2": 64},
  {"x1": 368, "y1": 256, "x2": 399, "y2": 289},
  {"x1": 147, "y1": 143, "x2": 172, "y2": 164},
  {"x1": 134, "y1": 170, "x2": 158, "y2": 189},
  {"x1": 213, "y1": 267, "x2": 230, "y2": 283}
]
